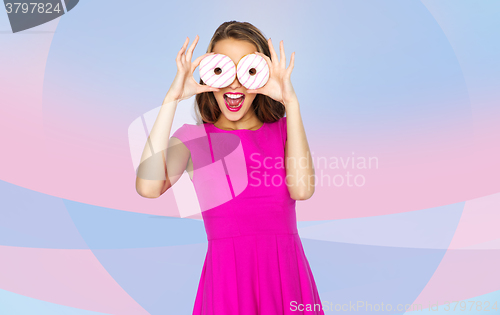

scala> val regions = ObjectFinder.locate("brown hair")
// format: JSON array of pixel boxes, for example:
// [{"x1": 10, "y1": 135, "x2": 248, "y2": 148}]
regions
[{"x1": 195, "y1": 21, "x2": 285, "y2": 124}]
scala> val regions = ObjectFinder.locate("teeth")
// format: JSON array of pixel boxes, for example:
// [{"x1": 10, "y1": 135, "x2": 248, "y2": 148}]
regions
[{"x1": 226, "y1": 94, "x2": 244, "y2": 99}]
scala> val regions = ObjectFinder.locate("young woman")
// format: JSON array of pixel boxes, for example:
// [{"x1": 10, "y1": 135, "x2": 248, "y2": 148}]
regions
[{"x1": 136, "y1": 21, "x2": 323, "y2": 315}]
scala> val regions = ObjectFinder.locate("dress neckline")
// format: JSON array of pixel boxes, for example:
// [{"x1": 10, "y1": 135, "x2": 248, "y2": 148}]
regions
[{"x1": 209, "y1": 121, "x2": 267, "y2": 132}]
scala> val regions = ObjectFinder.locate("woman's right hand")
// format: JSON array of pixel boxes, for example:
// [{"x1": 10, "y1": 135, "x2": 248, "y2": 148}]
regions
[{"x1": 167, "y1": 35, "x2": 220, "y2": 102}]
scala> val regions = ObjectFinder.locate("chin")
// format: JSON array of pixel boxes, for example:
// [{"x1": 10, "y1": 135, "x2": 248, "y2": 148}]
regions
[{"x1": 220, "y1": 106, "x2": 249, "y2": 121}]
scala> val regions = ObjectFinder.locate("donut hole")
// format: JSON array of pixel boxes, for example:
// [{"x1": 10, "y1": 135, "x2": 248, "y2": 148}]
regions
[
  {"x1": 249, "y1": 68, "x2": 256, "y2": 76},
  {"x1": 214, "y1": 67, "x2": 222, "y2": 75}
]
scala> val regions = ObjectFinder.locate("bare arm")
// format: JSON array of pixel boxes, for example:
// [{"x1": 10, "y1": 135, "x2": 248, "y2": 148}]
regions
[
  {"x1": 248, "y1": 39, "x2": 314, "y2": 200},
  {"x1": 135, "y1": 96, "x2": 190, "y2": 198},
  {"x1": 284, "y1": 95, "x2": 315, "y2": 200},
  {"x1": 135, "y1": 35, "x2": 219, "y2": 198}
]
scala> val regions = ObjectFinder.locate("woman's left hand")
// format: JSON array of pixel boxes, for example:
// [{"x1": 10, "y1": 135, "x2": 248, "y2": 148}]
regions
[{"x1": 246, "y1": 39, "x2": 297, "y2": 107}]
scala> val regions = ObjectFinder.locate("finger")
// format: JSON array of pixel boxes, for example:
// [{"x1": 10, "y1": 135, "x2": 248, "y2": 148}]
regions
[
  {"x1": 197, "y1": 81, "x2": 220, "y2": 93},
  {"x1": 176, "y1": 37, "x2": 189, "y2": 63},
  {"x1": 181, "y1": 37, "x2": 190, "y2": 63},
  {"x1": 279, "y1": 40, "x2": 286, "y2": 69},
  {"x1": 176, "y1": 49, "x2": 182, "y2": 64},
  {"x1": 246, "y1": 87, "x2": 264, "y2": 94},
  {"x1": 268, "y1": 38, "x2": 279, "y2": 64},
  {"x1": 180, "y1": 37, "x2": 189, "y2": 56},
  {"x1": 286, "y1": 51, "x2": 295, "y2": 77},
  {"x1": 186, "y1": 35, "x2": 199, "y2": 62},
  {"x1": 203, "y1": 86, "x2": 220, "y2": 93}
]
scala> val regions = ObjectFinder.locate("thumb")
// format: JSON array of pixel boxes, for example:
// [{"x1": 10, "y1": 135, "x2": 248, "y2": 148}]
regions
[{"x1": 202, "y1": 86, "x2": 220, "y2": 93}]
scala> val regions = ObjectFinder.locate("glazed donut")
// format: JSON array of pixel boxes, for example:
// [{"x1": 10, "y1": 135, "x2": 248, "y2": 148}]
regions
[
  {"x1": 236, "y1": 53, "x2": 269, "y2": 90},
  {"x1": 199, "y1": 53, "x2": 236, "y2": 88}
]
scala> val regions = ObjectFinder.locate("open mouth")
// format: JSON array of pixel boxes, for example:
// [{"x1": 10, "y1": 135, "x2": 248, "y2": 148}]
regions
[{"x1": 223, "y1": 92, "x2": 245, "y2": 112}]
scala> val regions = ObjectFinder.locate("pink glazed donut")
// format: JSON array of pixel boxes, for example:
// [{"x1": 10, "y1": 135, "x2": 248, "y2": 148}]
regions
[
  {"x1": 236, "y1": 53, "x2": 269, "y2": 90},
  {"x1": 199, "y1": 53, "x2": 236, "y2": 88}
]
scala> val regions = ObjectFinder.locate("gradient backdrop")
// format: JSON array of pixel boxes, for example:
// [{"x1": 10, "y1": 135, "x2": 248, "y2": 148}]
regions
[{"x1": 1, "y1": 0, "x2": 499, "y2": 314}]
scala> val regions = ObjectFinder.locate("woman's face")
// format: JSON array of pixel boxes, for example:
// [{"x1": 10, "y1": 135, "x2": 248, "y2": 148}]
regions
[{"x1": 211, "y1": 38, "x2": 259, "y2": 122}]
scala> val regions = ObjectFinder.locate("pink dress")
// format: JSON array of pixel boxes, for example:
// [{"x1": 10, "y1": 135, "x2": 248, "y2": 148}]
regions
[{"x1": 172, "y1": 116, "x2": 324, "y2": 315}]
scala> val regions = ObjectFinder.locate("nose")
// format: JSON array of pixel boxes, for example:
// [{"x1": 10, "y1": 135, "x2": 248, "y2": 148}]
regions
[{"x1": 228, "y1": 75, "x2": 242, "y2": 89}]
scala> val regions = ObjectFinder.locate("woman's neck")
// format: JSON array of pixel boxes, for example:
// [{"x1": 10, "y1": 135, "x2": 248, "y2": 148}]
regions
[{"x1": 214, "y1": 113, "x2": 263, "y2": 131}]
